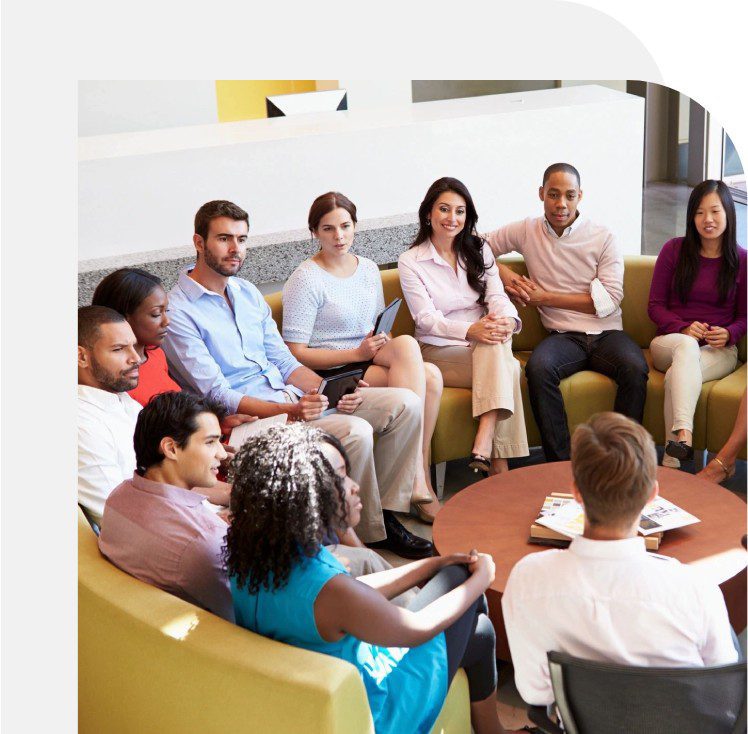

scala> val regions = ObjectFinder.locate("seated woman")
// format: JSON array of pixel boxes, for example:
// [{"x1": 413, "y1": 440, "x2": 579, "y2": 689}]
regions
[
  {"x1": 224, "y1": 423, "x2": 505, "y2": 734},
  {"x1": 282, "y1": 192, "x2": 443, "y2": 522},
  {"x1": 699, "y1": 389, "x2": 746, "y2": 484},
  {"x1": 92, "y1": 268, "x2": 180, "y2": 406},
  {"x1": 398, "y1": 177, "x2": 529, "y2": 475},
  {"x1": 648, "y1": 180, "x2": 746, "y2": 466}
]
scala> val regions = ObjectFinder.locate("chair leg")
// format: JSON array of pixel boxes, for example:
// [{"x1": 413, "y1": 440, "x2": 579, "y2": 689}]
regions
[
  {"x1": 434, "y1": 462, "x2": 446, "y2": 499},
  {"x1": 695, "y1": 448, "x2": 708, "y2": 471}
]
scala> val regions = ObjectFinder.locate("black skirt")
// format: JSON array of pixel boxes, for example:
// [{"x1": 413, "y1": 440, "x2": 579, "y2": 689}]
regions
[{"x1": 316, "y1": 360, "x2": 373, "y2": 380}]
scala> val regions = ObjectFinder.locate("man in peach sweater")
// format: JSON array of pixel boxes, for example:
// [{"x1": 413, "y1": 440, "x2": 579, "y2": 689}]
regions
[{"x1": 485, "y1": 163, "x2": 648, "y2": 462}]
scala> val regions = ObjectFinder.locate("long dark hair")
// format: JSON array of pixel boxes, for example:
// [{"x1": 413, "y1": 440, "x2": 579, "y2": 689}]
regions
[
  {"x1": 410, "y1": 177, "x2": 488, "y2": 306},
  {"x1": 92, "y1": 267, "x2": 163, "y2": 316},
  {"x1": 674, "y1": 180, "x2": 739, "y2": 304},
  {"x1": 223, "y1": 424, "x2": 349, "y2": 594}
]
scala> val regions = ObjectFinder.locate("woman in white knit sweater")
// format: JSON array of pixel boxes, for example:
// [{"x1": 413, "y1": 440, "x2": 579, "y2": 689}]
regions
[{"x1": 282, "y1": 192, "x2": 443, "y2": 522}]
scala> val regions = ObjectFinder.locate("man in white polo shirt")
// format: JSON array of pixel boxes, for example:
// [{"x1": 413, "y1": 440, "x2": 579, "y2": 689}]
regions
[
  {"x1": 485, "y1": 163, "x2": 648, "y2": 461},
  {"x1": 78, "y1": 306, "x2": 143, "y2": 527},
  {"x1": 502, "y1": 412, "x2": 738, "y2": 707}
]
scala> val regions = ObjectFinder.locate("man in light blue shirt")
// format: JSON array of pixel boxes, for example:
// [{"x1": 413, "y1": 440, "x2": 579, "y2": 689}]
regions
[{"x1": 163, "y1": 200, "x2": 433, "y2": 558}]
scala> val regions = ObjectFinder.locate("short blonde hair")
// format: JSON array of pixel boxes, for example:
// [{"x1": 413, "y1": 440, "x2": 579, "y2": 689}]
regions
[{"x1": 571, "y1": 412, "x2": 656, "y2": 526}]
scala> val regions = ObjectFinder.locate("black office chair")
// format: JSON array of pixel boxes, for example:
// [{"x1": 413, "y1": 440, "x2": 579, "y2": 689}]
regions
[{"x1": 527, "y1": 651, "x2": 747, "y2": 734}]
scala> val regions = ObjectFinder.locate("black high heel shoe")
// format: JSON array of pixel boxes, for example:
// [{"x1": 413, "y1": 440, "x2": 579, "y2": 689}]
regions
[
  {"x1": 468, "y1": 453, "x2": 491, "y2": 476},
  {"x1": 665, "y1": 440, "x2": 694, "y2": 461}
]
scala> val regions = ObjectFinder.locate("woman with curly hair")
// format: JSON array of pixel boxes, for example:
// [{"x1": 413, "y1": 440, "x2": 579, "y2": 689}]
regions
[
  {"x1": 398, "y1": 177, "x2": 529, "y2": 476},
  {"x1": 224, "y1": 423, "x2": 505, "y2": 734}
]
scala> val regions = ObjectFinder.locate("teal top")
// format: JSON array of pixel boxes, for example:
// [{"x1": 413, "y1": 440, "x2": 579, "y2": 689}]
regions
[{"x1": 230, "y1": 546, "x2": 448, "y2": 734}]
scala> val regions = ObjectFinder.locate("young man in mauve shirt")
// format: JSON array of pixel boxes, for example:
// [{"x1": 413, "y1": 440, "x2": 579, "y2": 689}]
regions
[{"x1": 484, "y1": 163, "x2": 648, "y2": 462}]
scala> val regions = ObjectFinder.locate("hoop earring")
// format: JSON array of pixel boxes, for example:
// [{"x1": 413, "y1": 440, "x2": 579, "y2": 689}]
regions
[{"x1": 426, "y1": 219, "x2": 431, "y2": 226}]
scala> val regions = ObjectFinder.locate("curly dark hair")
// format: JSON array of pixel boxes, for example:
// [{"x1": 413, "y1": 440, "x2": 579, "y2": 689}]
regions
[
  {"x1": 223, "y1": 424, "x2": 349, "y2": 594},
  {"x1": 410, "y1": 176, "x2": 489, "y2": 307}
]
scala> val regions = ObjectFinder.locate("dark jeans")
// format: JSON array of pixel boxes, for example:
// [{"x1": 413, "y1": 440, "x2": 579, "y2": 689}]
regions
[
  {"x1": 525, "y1": 330, "x2": 649, "y2": 462},
  {"x1": 407, "y1": 565, "x2": 497, "y2": 702}
]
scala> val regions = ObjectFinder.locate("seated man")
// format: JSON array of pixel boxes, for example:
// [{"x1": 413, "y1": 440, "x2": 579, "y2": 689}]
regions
[
  {"x1": 99, "y1": 391, "x2": 412, "y2": 622},
  {"x1": 485, "y1": 163, "x2": 648, "y2": 461},
  {"x1": 78, "y1": 305, "x2": 143, "y2": 526},
  {"x1": 98, "y1": 391, "x2": 235, "y2": 620},
  {"x1": 162, "y1": 199, "x2": 432, "y2": 558},
  {"x1": 77, "y1": 305, "x2": 229, "y2": 526},
  {"x1": 502, "y1": 412, "x2": 738, "y2": 706}
]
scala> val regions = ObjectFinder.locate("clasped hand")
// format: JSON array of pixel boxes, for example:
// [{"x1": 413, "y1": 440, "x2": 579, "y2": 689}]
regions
[
  {"x1": 681, "y1": 321, "x2": 729, "y2": 348},
  {"x1": 504, "y1": 274, "x2": 548, "y2": 307},
  {"x1": 467, "y1": 314, "x2": 514, "y2": 344},
  {"x1": 441, "y1": 549, "x2": 496, "y2": 586}
]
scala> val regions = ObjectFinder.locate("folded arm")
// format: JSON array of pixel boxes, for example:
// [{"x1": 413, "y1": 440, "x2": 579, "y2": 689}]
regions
[{"x1": 315, "y1": 558, "x2": 490, "y2": 648}]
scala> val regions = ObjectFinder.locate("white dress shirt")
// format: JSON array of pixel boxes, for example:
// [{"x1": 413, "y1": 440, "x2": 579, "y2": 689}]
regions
[
  {"x1": 502, "y1": 535, "x2": 738, "y2": 706},
  {"x1": 78, "y1": 384, "x2": 142, "y2": 526}
]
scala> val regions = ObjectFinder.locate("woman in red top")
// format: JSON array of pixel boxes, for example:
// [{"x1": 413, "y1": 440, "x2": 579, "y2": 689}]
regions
[
  {"x1": 92, "y1": 267, "x2": 255, "y2": 426},
  {"x1": 92, "y1": 268, "x2": 181, "y2": 405},
  {"x1": 92, "y1": 268, "x2": 257, "y2": 509}
]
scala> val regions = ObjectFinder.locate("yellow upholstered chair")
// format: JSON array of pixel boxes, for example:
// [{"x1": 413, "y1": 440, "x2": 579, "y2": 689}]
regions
[
  {"x1": 267, "y1": 256, "x2": 745, "y2": 466},
  {"x1": 79, "y1": 509, "x2": 470, "y2": 733}
]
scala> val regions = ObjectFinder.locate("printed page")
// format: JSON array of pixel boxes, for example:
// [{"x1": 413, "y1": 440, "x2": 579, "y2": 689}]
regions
[
  {"x1": 638, "y1": 497, "x2": 700, "y2": 536},
  {"x1": 228, "y1": 414, "x2": 288, "y2": 450}
]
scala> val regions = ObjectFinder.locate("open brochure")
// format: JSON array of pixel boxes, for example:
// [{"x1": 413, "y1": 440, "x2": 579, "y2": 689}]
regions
[
  {"x1": 228, "y1": 414, "x2": 288, "y2": 450},
  {"x1": 536, "y1": 494, "x2": 699, "y2": 539}
]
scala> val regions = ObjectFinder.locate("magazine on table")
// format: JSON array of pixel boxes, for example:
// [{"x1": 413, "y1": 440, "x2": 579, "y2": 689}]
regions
[
  {"x1": 228, "y1": 414, "x2": 288, "y2": 450},
  {"x1": 535, "y1": 493, "x2": 699, "y2": 539}
]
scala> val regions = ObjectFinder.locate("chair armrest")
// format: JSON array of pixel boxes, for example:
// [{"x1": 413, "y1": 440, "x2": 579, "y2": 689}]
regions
[{"x1": 527, "y1": 705, "x2": 564, "y2": 734}]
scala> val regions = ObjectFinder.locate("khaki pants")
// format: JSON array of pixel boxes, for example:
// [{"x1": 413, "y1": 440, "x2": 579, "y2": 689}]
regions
[
  {"x1": 287, "y1": 387, "x2": 420, "y2": 542},
  {"x1": 421, "y1": 340, "x2": 529, "y2": 459},
  {"x1": 650, "y1": 333, "x2": 738, "y2": 438}
]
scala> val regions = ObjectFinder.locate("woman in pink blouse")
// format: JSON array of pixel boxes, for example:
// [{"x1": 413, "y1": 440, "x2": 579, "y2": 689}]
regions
[{"x1": 399, "y1": 178, "x2": 529, "y2": 475}]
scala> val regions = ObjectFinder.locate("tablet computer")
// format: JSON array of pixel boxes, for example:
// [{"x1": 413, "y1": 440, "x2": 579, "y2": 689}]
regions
[
  {"x1": 373, "y1": 298, "x2": 402, "y2": 335},
  {"x1": 318, "y1": 368, "x2": 364, "y2": 410}
]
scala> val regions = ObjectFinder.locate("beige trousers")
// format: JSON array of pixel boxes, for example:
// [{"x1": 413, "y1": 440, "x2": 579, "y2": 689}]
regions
[
  {"x1": 650, "y1": 333, "x2": 739, "y2": 439},
  {"x1": 306, "y1": 387, "x2": 421, "y2": 543},
  {"x1": 421, "y1": 340, "x2": 529, "y2": 459}
]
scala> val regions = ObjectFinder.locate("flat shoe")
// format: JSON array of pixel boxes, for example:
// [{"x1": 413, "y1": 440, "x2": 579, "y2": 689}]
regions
[
  {"x1": 665, "y1": 440, "x2": 694, "y2": 461},
  {"x1": 411, "y1": 499, "x2": 440, "y2": 524},
  {"x1": 468, "y1": 453, "x2": 491, "y2": 473}
]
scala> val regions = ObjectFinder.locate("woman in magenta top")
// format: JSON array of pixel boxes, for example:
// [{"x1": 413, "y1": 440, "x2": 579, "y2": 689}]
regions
[{"x1": 647, "y1": 180, "x2": 746, "y2": 466}]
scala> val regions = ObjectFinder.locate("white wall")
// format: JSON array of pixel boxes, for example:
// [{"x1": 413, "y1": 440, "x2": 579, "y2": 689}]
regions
[
  {"x1": 78, "y1": 81, "x2": 218, "y2": 137},
  {"x1": 560, "y1": 80, "x2": 628, "y2": 93},
  {"x1": 337, "y1": 80, "x2": 412, "y2": 110},
  {"x1": 79, "y1": 86, "x2": 645, "y2": 262}
]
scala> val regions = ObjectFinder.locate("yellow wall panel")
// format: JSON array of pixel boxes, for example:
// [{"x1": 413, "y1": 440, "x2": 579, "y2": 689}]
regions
[{"x1": 215, "y1": 80, "x2": 318, "y2": 122}]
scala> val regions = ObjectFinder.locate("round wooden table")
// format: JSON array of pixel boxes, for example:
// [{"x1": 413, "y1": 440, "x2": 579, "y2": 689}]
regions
[{"x1": 432, "y1": 462, "x2": 747, "y2": 660}]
